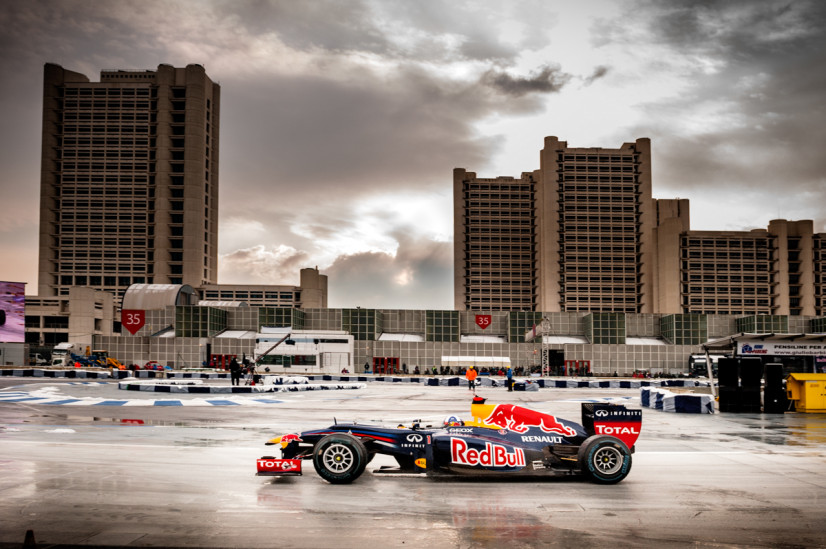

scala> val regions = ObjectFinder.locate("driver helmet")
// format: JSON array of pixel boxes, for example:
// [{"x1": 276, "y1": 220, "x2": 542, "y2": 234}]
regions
[{"x1": 443, "y1": 415, "x2": 464, "y2": 427}]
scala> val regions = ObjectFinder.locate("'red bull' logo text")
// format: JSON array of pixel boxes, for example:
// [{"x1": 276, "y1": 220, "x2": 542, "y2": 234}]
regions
[
  {"x1": 451, "y1": 438, "x2": 526, "y2": 468},
  {"x1": 483, "y1": 404, "x2": 577, "y2": 436}
]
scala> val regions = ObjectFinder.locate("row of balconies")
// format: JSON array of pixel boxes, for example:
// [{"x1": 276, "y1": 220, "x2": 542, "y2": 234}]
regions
[
  {"x1": 683, "y1": 286, "x2": 774, "y2": 296},
  {"x1": 465, "y1": 220, "x2": 533, "y2": 226},
  {"x1": 60, "y1": 124, "x2": 151, "y2": 134},
  {"x1": 59, "y1": 151, "x2": 152, "y2": 160},
  {"x1": 682, "y1": 239, "x2": 773, "y2": 249},
  {"x1": 560, "y1": 196, "x2": 640, "y2": 206},
  {"x1": 558, "y1": 154, "x2": 639, "y2": 164},
  {"x1": 683, "y1": 252, "x2": 771, "y2": 260},
  {"x1": 559, "y1": 164, "x2": 637, "y2": 172},
  {"x1": 61, "y1": 86, "x2": 151, "y2": 97},
  {"x1": 63, "y1": 109, "x2": 150, "y2": 120},
  {"x1": 57, "y1": 162, "x2": 151, "y2": 171},
  {"x1": 557, "y1": 175, "x2": 639, "y2": 184},
  {"x1": 57, "y1": 225, "x2": 148, "y2": 234},
  {"x1": 59, "y1": 100, "x2": 152, "y2": 110},
  {"x1": 58, "y1": 188, "x2": 150, "y2": 198}
]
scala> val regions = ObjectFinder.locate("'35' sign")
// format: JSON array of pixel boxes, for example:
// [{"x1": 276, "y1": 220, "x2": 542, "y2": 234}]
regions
[{"x1": 121, "y1": 309, "x2": 146, "y2": 335}]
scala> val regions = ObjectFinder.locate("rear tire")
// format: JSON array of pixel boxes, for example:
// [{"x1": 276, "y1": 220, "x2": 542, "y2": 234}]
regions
[
  {"x1": 577, "y1": 435, "x2": 632, "y2": 484},
  {"x1": 312, "y1": 434, "x2": 368, "y2": 484}
]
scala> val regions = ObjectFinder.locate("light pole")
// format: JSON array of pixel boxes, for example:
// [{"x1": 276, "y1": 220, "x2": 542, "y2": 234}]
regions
[{"x1": 540, "y1": 316, "x2": 551, "y2": 376}]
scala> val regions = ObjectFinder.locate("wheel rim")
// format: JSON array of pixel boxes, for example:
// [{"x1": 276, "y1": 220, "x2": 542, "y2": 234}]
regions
[
  {"x1": 592, "y1": 445, "x2": 623, "y2": 475},
  {"x1": 323, "y1": 443, "x2": 355, "y2": 473}
]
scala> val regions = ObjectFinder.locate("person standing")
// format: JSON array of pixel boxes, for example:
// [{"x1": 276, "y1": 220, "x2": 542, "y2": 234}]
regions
[
  {"x1": 506, "y1": 365, "x2": 514, "y2": 392},
  {"x1": 229, "y1": 356, "x2": 240, "y2": 386},
  {"x1": 466, "y1": 366, "x2": 478, "y2": 393}
]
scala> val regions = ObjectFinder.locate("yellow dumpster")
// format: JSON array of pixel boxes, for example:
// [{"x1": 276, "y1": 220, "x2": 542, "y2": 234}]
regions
[{"x1": 786, "y1": 374, "x2": 826, "y2": 413}]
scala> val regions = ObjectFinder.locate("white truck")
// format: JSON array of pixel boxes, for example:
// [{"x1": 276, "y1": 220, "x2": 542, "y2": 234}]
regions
[{"x1": 51, "y1": 342, "x2": 89, "y2": 367}]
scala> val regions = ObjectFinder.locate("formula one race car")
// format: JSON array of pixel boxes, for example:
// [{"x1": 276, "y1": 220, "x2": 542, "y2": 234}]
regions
[{"x1": 257, "y1": 397, "x2": 642, "y2": 484}]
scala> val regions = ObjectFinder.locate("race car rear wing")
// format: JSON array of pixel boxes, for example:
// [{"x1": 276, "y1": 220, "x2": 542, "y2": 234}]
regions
[{"x1": 581, "y1": 403, "x2": 642, "y2": 449}]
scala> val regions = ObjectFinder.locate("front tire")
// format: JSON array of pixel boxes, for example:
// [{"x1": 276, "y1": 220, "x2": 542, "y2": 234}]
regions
[
  {"x1": 312, "y1": 434, "x2": 368, "y2": 484},
  {"x1": 577, "y1": 435, "x2": 632, "y2": 484}
]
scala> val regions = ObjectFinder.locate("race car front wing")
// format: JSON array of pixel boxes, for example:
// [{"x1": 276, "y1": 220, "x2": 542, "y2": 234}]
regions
[{"x1": 256, "y1": 457, "x2": 303, "y2": 476}]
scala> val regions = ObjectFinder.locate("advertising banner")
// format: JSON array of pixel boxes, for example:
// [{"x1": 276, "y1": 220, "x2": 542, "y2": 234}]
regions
[
  {"x1": 0, "y1": 281, "x2": 25, "y2": 343},
  {"x1": 738, "y1": 341, "x2": 826, "y2": 357}
]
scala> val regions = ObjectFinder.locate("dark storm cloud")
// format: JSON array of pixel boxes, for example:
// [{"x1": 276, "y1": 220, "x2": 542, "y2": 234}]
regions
[
  {"x1": 583, "y1": 65, "x2": 609, "y2": 86},
  {"x1": 217, "y1": 0, "x2": 556, "y2": 64},
  {"x1": 215, "y1": 0, "x2": 391, "y2": 56},
  {"x1": 220, "y1": 62, "x2": 551, "y2": 204},
  {"x1": 481, "y1": 65, "x2": 571, "y2": 97},
  {"x1": 602, "y1": 0, "x2": 826, "y2": 230},
  {"x1": 644, "y1": 0, "x2": 813, "y2": 59}
]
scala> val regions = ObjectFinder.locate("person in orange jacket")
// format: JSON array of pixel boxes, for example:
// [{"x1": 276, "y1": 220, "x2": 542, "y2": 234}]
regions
[{"x1": 466, "y1": 366, "x2": 478, "y2": 392}]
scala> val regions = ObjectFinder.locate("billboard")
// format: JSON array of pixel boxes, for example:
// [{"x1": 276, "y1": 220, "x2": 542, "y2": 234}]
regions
[
  {"x1": 0, "y1": 281, "x2": 25, "y2": 343},
  {"x1": 738, "y1": 341, "x2": 826, "y2": 357}
]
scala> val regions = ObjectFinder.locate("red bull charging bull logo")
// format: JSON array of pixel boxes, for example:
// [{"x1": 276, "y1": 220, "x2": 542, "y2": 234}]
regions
[
  {"x1": 277, "y1": 433, "x2": 303, "y2": 449},
  {"x1": 480, "y1": 404, "x2": 577, "y2": 436}
]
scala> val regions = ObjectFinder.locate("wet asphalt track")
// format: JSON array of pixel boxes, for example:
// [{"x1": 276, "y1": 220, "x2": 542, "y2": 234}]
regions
[{"x1": 1, "y1": 377, "x2": 825, "y2": 548}]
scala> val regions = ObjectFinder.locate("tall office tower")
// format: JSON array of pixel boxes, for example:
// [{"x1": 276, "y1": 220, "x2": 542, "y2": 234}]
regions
[
  {"x1": 537, "y1": 137, "x2": 655, "y2": 313},
  {"x1": 452, "y1": 170, "x2": 537, "y2": 311},
  {"x1": 455, "y1": 136, "x2": 659, "y2": 313},
  {"x1": 38, "y1": 63, "x2": 220, "y2": 305}
]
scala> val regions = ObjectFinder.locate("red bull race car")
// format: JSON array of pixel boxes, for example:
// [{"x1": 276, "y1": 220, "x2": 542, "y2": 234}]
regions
[{"x1": 257, "y1": 397, "x2": 642, "y2": 485}]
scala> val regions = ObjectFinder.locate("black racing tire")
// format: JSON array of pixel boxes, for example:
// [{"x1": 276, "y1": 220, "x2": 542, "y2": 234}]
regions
[
  {"x1": 312, "y1": 434, "x2": 369, "y2": 484},
  {"x1": 577, "y1": 435, "x2": 632, "y2": 484}
]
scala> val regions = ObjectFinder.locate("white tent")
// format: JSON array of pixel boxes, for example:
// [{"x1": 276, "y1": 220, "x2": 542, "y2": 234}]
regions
[{"x1": 441, "y1": 356, "x2": 511, "y2": 368}]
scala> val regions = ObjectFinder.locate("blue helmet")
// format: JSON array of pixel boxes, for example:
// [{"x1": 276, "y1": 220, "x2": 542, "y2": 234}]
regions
[{"x1": 443, "y1": 415, "x2": 464, "y2": 427}]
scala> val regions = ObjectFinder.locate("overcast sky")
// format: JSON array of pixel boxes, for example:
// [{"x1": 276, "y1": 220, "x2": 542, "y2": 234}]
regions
[{"x1": 1, "y1": 0, "x2": 824, "y2": 308}]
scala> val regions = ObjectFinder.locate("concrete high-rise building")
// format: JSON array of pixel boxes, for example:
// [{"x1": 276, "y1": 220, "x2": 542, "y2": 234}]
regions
[
  {"x1": 455, "y1": 137, "x2": 662, "y2": 313},
  {"x1": 455, "y1": 136, "x2": 825, "y2": 316},
  {"x1": 657, "y1": 219, "x2": 820, "y2": 316},
  {"x1": 38, "y1": 63, "x2": 220, "y2": 305}
]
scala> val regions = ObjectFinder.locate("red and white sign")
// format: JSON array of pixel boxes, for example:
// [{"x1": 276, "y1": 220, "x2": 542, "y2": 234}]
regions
[
  {"x1": 475, "y1": 315, "x2": 492, "y2": 330},
  {"x1": 256, "y1": 458, "x2": 303, "y2": 476},
  {"x1": 450, "y1": 438, "x2": 525, "y2": 468},
  {"x1": 593, "y1": 407, "x2": 642, "y2": 448},
  {"x1": 121, "y1": 309, "x2": 145, "y2": 335},
  {"x1": 594, "y1": 423, "x2": 641, "y2": 449}
]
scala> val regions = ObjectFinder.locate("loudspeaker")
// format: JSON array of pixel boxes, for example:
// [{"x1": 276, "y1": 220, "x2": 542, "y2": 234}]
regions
[
  {"x1": 718, "y1": 358, "x2": 739, "y2": 388},
  {"x1": 764, "y1": 363, "x2": 784, "y2": 395},
  {"x1": 763, "y1": 389, "x2": 787, "y2": 413},
  {"x1": 765, "y1": 363, "x2": 783, "y2": 385},
  {"x1": 739, "y1": 358, "x2": 764, "y2": 389},
  {"x1": 763, "y1": 362, "x2": 787, "y2": 414},
  {"x1": 718, "y1": 386, "x2": 741, "y2": 413},
  {"x1": 740, "y1": 388, "x2": 762, "y2": 413}
]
